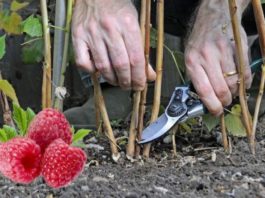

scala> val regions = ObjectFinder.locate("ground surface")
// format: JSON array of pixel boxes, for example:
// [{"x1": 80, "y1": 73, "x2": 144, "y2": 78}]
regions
[{"x1": 1, "y1": 118, "x2": 265, "y2": 198}]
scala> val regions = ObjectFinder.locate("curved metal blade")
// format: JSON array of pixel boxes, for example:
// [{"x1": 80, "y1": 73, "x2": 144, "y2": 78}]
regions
[{"x1": 139, "y1": 114, "x2": 177, "y2": 144}]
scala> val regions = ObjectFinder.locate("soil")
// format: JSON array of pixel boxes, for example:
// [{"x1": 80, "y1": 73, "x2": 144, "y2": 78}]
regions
[{"x1": 1, "y1": 118, "x2": 265, "y2": 198}]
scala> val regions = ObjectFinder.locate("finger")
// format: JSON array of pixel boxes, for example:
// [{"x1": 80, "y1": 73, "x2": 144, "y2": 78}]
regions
[
  {"x1": 72, "y1": 38, "x2": 95, "y2": 73},
  {"x1": 89, "y1": 33, "x2": 118, "y2": 86},
  {"x1": 147, "y1": 64, "x2": 156, "y2": 82},
  {"x1": 201, "y1": 48, "x2": 232, "y2": 106},
  {"x1": 218, "y1": 40, "x2": 239, "y2": 95},
  {"x1": 104, "y1": 31, "x2": 131, "y2": 90},
  {"x1": 242, "y1": 41, "x2": 252, "y2": 89},
  {"x1": 187, "y1": 63, "x2": 223, "y2": 116},
  {"x1": 121, "y1": 24, "x2": 146, "y2": 90}
]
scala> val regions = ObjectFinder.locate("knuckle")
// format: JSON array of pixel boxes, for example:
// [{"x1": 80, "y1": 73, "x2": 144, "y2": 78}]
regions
[
  {"x1": 216, "y1": 86, "x2": 229, "y2": 102},
  {"x1": 87, "y1": 21, "x2": 98, "y2": 36},
  {"x1": 72, "y1": 25, "x2": 84, "y2": 38},
  {"x1": 113, "y1": 60, "x2": 129, "y2": 70},
  {"x1": 132, "y1": 76, "x2": 146, "y2": 89},
  {"x1": 130, "y1": 54, "x2": 145, "y2": 67},
  {"x1": 96, "y1": 63, "x2": 109, "y2": 73},
  {"x1": 185, "y1": 50, "x2": 198, "y2": 66},
  {"x1": 216, "y1": 39, "x2": 228, "y2": 51},
  {"x1": 123, "y1": 14, "x2": 138, "y2": 30},
  {"x1": 100, "y1": 16, "x2": 115, "y2": 32},
  {"x1": 201, "y1": 44, "x2": 211, "y2": 58},
  {"x1": 210, "y1": 106, "x2": 223, "y2": 116}
]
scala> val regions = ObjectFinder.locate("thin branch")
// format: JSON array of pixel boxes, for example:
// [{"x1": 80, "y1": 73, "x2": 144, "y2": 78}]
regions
[
  {"x1": 143, "y1": 0, "x2": 164, "y2": 158},
  {"x1": 127, "y1": 0, "x2": 147, "y2": 159},
  {"x1": 251, "y1": 0, "x2": 265, "y2": 146},
  {"x1": 91, "y1": 73, "x2": 120, "y2": 161},
  {"x1": 54, "y1": 0, "x2": 74, "y2": 110},
  {"x1": 228, "y1": 0, "x2": 254, "y2": 154},
  {"x1": 40, "y1": 0, "x2": 52, "y2": 109},
  {"x1": 0, "y1": 72, "x2": 15, "y2": 127},
  {"x1": 220, "y1": 113, "x2": 229, "y2": 152},
  {"x1": 52, "y1": 0, "x2": 66, "y2": 103}
]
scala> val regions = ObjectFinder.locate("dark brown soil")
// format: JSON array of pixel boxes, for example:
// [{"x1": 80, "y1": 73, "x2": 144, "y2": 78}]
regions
[{"x1": 1, "y1": 118, "x2": 265, "y2": 198}]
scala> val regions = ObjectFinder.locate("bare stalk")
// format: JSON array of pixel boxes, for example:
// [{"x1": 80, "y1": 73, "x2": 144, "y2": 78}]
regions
[
  {"x1": 52, "y1": 0, "x2": 66, "y2": 103},
  {"x1": 251, "y1": 0, "x2": 265, "y2": 144},
  {"x1": 171, "y1": 124, "x2": 178, "y2": 157},
  {"x1": 40, "y1": 0, "x2": 52, "y2": 109},
  {"x1": 54, "y1": 0, "x2": 74, "y2": 110},
  {"x1": 91, "y1": 73, "x2": 120, "y2": 161},
  {"x1": 0, "y1": 73, "x2": 15, "y2": 127},
  {"x1": 228, "y1": 0, "x2": 254, "y2": 154},
  {"x1": 143, "y1": 0, "x2": 164, "y2": 158},
  {"x1": 127, "y1": 0, "x2": 147, "y2": 159},
  {"x1": 220, "y1": 113, "x2": 229, "y2": 152}
]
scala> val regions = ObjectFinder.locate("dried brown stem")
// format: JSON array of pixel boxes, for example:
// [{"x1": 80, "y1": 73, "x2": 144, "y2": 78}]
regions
[
  {"x1": 127, "y1": 0, "x2": 147, "y2": 158},
  {"x1": 228, "y1": 0, "x2": 254, "y2": 154},
  {"x1": 40, "y1": 0, "x2": 52, "y2": 109},
  {"x1": 143, "y1": 0, "x2": 164, "y2": 158},
  {"x1": 220, "y1": 113, "x2": 229, "y2": 152},
  {"x1": 91, "y1": 73, "x2": 120, "y2": 161},
  {"x1": 171, "y1": 124, "x2": 178, "y2": 157},
  {"x1": 251, "y1": 0, "x2": 265, "y2": 144},
  {"x1": 0, "y1": 73, "x2": 15, "y2": 127}
]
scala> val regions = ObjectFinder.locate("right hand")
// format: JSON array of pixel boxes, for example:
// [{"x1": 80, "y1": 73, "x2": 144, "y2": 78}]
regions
[
  {"x1": 184, "y1": 0, "x2": 252, "y2": 116},
  {"x1": 72, "y1": 0, "x2": 156, "y2": 90}
]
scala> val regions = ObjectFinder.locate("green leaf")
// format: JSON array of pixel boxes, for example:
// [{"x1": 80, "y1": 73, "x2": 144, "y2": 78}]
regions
[
  {"x1": 179, "y1": 123, "x2": 192, "y2": 133},
  {"x1": 0, "y1": 129, "x2": 8, "y2": 142},
  {"x1": 2, "y1": 12, "x2": 22, "y2": 35},
  {"x1": 150, "y1": 28, "x2": 158, "y2": 48},
  {"x1": 0, "y1": 80, "x2": 19, "y2": 104},
  {"x1": 22, "y1": 36, "x2": 44, "y2": 64},
  {"x1": 0, "y1": 34, "x2": 6, "y2": 60},
  {"x1": 173, "y1": 51, "x2": 185, "y2": 73},
  {"x1": 3, "y1": 125, "x2": 17, "y2": 140},
  {"x1": 71, "y1": 141, "x2": 87, "y2": 148},
  {"x1": 11, "y1": 0, "x2": 29, "y2": 12},
  {"x1": 224, "y1": 113, "x2": 246, "y2": 137},
  {"x1": 73, "y1": 129, "x2": 91, "y2": 143},
  {"x1": 231, "y1": 104, "x2": 242, "y2": 116},
  {"x1": 203, "y1": 114, "x2": 220, "y2": 131},
  {"x1": 26, "y1": 107, "x2": 35, "y2": 126},
  {"x1": 22, "y1": 15, "x2": 43, "y2": 37},
  {"x1": 13, "y1": 103, "x2": 27, "y2": 136}
]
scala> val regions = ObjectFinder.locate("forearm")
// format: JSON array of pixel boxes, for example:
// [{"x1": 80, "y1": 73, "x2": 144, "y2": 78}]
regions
[{"x1": 197, "y1": 0, "x2": 251, "y2": 19}]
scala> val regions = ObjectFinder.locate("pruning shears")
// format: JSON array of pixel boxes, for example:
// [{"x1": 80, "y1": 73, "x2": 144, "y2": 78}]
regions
[{"x1": 139, "y1": 58, "x2": 264, "y2": 144}]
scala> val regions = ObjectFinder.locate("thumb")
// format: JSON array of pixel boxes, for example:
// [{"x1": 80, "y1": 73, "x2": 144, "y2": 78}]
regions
[{"x1": 147, "y1": 64, "x2": 156, "y2": 82}]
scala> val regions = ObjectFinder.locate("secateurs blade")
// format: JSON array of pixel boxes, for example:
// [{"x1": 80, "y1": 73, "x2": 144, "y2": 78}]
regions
[
  {"x1": 139, "y1": 85, "x2": 205, "y2": 144},
  {"x1": 139, "y1": 58, "x2": 264, "y2": 144}
]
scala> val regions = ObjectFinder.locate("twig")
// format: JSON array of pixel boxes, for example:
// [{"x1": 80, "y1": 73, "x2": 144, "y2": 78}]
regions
[
  {"x1": 171, "y1": 124, "x2": 178, "y2": 157},
  {"x1": 127, "y1": 0, "x2": 147, "y2": 158},
  {"x1": 228, "y1": 0, "x2": 254, "y2": 154},
  {"x1": 52, "y1": 0, "x2": 66, "y2": 103},
  {"x1": 163, "y1": 45, "x2": 185, "y2": 84},
  {"x1": 20, "y1": 37, "x2": 43, "y2": 46},
  {"x1": 0, "y1": 72, "x2": 15, "y2": 127},
  {"x1": 91, "y1": 73, "x2": 120, "y2": 161},
  {"x1": 143, "y1": 0, "x2": 164, "y2": 158},
  {"x1": 40, "y1": 0, "x2": 52, "y2": 109},
  {"x1": 54, "y1": 0, "x2": 74, "y2": 110},
  {"x1": 251, "y1": 0, "x2": 265, "y2": 147},
  {"x1": 220, "y1": 113, "x2": 229, "y2": 152}
]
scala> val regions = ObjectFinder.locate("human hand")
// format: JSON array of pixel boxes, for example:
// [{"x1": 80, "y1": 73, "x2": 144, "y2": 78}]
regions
[
  {"x1": 72, "y1": 0, "x2": 156, "y2": 90},
  {"x1": 184, "y1": 0, "x2": 252, "y2": 116}
]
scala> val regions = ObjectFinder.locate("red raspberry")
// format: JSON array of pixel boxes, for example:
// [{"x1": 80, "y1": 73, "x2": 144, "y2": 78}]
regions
[
  {"x1": 41, "y1": 139, "x2": 87, "y2": 188},
  {"x1": 0, "y1": 137, "x2": 42, "y2": 184},
  {"x1": 27, "y1": 108, "x2": 72, "y2": 153}
]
